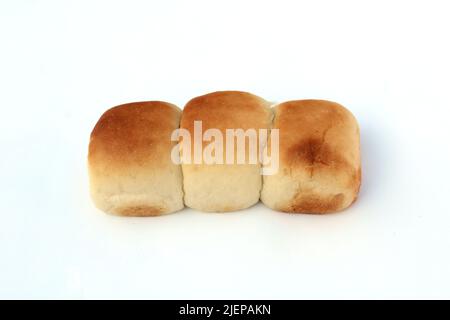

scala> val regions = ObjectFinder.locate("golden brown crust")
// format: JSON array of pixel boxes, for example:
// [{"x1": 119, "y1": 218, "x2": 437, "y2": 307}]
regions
[
  {"x1": 286, "y1": 193, "x2": 345, "y2": 214},
  {"x1": 117, "y1": 205, "x2": 164, "y2": 217},
  {"x1": 181, "y1": 91, "x2": 272, "y2": 133},
  {"x1": 275, "y1": 100, "x2": 358, "y2": 167},
  {"x1": 88, "y1": 101, "x2": 184, "y2": 216},
  {"x1": 261, "y1": 99, "x2": 361, "y2": 214},
  {"x1": 89, "y1": 101, "x2": 181, "y2": 169}
]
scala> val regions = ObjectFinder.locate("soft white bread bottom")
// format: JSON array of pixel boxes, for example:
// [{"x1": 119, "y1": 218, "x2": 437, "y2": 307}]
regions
[
  {"x1": 182, "y1": 164, "x2": 263, "y2": 212},
  {"x1": 88, "y1": 101, "x2": 184, "y2": 216}
]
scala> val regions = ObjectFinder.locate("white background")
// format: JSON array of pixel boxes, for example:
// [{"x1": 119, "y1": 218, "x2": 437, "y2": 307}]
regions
[{"x1": 1, "y1": 0, "x2": 449, "y2": 299}]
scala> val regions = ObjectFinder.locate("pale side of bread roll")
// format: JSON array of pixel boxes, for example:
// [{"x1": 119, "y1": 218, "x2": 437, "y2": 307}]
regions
[
  {"x1": 261, "y1": 100, "x2": 361, "y2": 213},
  {"x1": 88, "y1": 101, "x2": 184, "y2": 216},
  {"x1": 180, "y1": 91, "x2": 273, "y2": 212}
]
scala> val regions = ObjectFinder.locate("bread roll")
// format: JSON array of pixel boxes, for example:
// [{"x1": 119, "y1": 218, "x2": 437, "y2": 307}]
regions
[
  {"x1": 261, "y1": 100, "x2": 361, "y2": 213},
  {"x1": 180, "y1": 91, "x2": 273, "y2": 212},
  {"x1": 88, "y1": 101, "x2": 184, "y2": 216}
]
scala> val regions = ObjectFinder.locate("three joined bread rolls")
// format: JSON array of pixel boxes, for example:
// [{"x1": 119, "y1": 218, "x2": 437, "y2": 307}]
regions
[{"x1": 88, "y1": 93, "x2": 361, "y2": 216}]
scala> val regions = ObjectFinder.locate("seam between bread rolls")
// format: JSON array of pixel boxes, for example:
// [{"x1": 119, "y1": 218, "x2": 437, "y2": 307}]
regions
[{"x1": 257, "y1": 102, "x2": 276, "y2": 199}]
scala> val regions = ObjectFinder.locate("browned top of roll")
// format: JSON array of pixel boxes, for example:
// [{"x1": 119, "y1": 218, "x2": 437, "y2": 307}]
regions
[
  {"x1": 88, "y1": 101, "x2": 181, "y2": 169},
  {"x1": 181, "y1": 91, "x2": 272, "y2": 132},
  {"x1": 274, "y1": 99, "x2": 360, "y2": 171}
]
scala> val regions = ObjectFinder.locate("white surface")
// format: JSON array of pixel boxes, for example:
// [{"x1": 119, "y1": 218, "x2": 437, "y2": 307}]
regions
[{"x1": 1, "y1": 0, "x2": 450, "y2": 299}]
